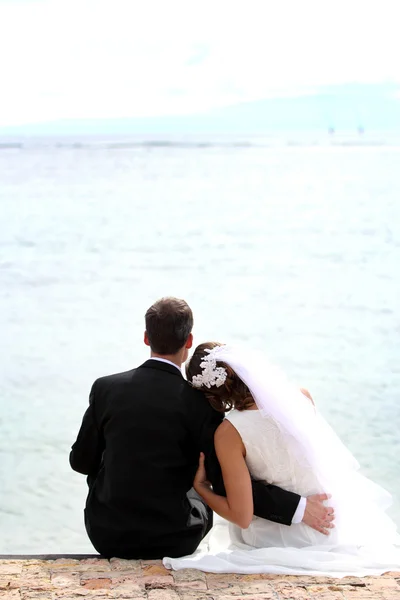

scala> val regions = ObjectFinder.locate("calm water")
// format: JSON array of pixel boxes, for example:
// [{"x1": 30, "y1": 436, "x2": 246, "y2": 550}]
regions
[{"x1": 1, "y1": 134, "x2": 399, "y2": 553}]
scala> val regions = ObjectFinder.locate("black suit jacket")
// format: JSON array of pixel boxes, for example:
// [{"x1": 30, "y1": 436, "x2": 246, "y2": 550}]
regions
[{"x1": 70, "y1": 360, "x2": 300, "y2": 558}]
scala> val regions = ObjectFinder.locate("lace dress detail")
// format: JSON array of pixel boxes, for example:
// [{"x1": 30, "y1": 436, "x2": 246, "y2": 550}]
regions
[
  {"x1": 225, "y1": 409, "x2": 322, "y2": 496},
  {"x1": 225, "y1": 409, "x2": 331, "y2": 548}
]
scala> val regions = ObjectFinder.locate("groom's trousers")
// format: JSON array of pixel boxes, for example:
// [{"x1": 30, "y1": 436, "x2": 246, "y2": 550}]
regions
[
  {"x1": 85, "y1": 488, "x2": 212, "y2": 560},
  {"x1": 186, "y1": 487, "x2": 213, "y2": 538}
]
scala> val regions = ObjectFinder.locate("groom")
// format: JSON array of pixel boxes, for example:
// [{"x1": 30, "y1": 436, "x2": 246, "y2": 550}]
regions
[{"x1": 70, "y1": 297, "x2": 334, "y2": 559}]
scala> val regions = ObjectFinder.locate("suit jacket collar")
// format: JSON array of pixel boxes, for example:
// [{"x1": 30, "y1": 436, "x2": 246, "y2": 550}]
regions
[{"x1": 140, "y1": 359, "x2": 184, "y2": 378}]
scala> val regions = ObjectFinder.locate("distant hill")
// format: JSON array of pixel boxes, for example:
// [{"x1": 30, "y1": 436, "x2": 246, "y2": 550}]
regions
[{"x1": 1, "y1": 83, "x2": 399, "y2": 136}]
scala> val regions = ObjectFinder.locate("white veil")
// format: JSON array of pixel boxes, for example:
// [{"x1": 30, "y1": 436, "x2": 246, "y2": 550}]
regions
[{"x1": 192, "y1": 344, "x2": 395, "y2": 542}]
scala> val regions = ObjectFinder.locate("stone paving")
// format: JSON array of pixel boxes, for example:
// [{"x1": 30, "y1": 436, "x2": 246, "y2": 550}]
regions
[{"x1": 0, "y1": 557, "x2": 399, "y2": 600}]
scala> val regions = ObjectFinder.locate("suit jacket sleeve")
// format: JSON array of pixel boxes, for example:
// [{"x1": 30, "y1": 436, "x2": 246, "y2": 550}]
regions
[
  {"x1": 69, "y1": 380, "x2": 105, "y2": 477},
  {"x1": 186, "y1": 388, "x2": 223, "y2": 472}
]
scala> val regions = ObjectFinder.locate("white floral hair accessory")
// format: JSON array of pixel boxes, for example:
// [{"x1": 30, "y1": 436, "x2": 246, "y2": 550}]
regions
[{"x1": 191, "y1": 347, "x2": 228, "y2": 389}]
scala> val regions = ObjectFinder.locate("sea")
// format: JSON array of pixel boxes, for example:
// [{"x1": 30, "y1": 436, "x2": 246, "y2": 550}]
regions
[{"x1": 0, "y1": 132, "x2": 399, "y2": 554}]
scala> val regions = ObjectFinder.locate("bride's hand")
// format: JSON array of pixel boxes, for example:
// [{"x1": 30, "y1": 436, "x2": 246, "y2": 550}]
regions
[{"x1": 194, "y1": 452, "x2": 212, "y2": 493}]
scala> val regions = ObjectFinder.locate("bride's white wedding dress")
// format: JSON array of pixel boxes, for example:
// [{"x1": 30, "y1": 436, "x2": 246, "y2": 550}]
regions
[{"x1": 164, "y1": 407, "x2": 400, "y2": 576}]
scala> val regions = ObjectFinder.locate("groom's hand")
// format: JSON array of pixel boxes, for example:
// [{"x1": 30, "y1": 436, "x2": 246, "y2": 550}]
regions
[{"x1": 302, "y1": 493, "x2": 335, "y2": 535}]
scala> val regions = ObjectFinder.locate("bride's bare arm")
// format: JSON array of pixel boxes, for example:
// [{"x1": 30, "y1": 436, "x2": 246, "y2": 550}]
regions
[{"x1": 193, "y1": 421, "x2": 253, "y2": 529}]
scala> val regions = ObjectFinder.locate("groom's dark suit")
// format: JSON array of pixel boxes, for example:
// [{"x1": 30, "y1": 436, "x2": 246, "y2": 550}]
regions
[{"x1": 70, "y1": 359, "x2": 301, "y2": 559}]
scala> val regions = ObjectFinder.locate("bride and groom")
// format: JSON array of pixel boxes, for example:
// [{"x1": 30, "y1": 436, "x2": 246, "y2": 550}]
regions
[{"x1": 70, "y1": 297, "x2": 400, "y2": 576}]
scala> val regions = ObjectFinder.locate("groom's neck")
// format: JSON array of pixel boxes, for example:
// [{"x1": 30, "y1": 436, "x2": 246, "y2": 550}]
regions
[{"x1": 150, "y1": 351, "x2": 183, "y2": 368}]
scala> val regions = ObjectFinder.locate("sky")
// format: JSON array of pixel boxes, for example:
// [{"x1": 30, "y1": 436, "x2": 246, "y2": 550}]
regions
[{"x1": 0, "y1": 0, "x2": 399, "y2": 127}]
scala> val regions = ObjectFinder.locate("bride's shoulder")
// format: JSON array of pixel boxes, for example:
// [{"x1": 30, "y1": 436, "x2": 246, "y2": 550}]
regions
[
  {"x1": 216, "y1": 412, "x2": 240, "y2": 434},
  {"x1": 215, "y1": 417, "x2": 244, "y2": 449},
  {"x1": 217, "y1": 410, "x2": 250, "y2": 437}
]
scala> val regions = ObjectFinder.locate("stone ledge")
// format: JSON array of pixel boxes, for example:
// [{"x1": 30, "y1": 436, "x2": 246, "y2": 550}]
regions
[{"x1": 0, "y1": 556, "x2": 399, "y2": 600}]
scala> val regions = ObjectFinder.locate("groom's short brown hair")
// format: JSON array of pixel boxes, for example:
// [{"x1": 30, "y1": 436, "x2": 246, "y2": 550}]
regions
[{"x1": 145, "y1": 297, "x2": 193, "y2": 355}]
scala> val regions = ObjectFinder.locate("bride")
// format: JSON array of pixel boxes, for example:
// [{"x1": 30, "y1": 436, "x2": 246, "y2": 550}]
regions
[{"x1": 163, "y1": 342, "x2": 400, "y2": 576}]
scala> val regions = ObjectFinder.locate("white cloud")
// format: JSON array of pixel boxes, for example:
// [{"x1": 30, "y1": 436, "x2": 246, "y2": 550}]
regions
[{"x1": 0, "y1": 0, "x2": 399, "y2": 126}]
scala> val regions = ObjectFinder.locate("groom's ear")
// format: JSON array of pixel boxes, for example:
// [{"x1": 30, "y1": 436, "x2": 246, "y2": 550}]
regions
[
  {"x1": 185, "y1": 333, "x2": 193, "y2": 349},
  {"x1": 144, "y1": 331, "x2": 150, "y2": 347}
]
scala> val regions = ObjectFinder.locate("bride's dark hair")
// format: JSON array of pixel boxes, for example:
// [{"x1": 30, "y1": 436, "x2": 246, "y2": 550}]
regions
[{"x1": 186, "y1": 342, "x2": 255, "y2": 413}]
